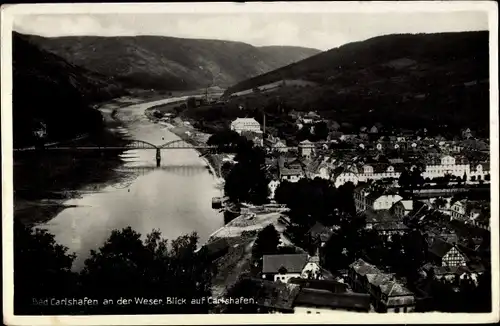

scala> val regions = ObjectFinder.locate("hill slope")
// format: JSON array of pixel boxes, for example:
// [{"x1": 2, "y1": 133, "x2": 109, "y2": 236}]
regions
[
  {"x1": 13, "y1": 32, "x2": 127, "y2": 147},
  {"x1": 23, "y1": 34, "x2": 321, "y2": 91},
  {"x1": 223, "y1": 31, "x2": 490, "y2": 135}
]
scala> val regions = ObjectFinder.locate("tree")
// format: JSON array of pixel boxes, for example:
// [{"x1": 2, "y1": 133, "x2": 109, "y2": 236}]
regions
[
  {"x1": 224, "y1": 143, "x2": 270, "y2": 205},
  {"x1": 398, "y1": 169, "x2": 412, "y2": 191},
  {"x1": 410, "y1": 168, "x2": 424, "y2": 189},
  {"x1": 14, "y1": 220, "x2": 78, "y2": 314},
  {"x1": 296, "y1": 125, "x2": 312, "y2": 142},
  {"x1": 252, "y1": 225, "x2": 280, "y2": 260},
  {"x1": 312, "y1": 121, "x2": 329, "y2": 141},
  {"x1": 79, "y1": 228, "x2": 214, "y2": 314},
  {"x1": 274, "y1": 180, "x2": 295, "y2": 206},
  {"x1": 434, "y1": 197, "x2": 447, "y2": 210},
  {"x1": 207, "y1": 129, "x2": 243, "y2": 153}
]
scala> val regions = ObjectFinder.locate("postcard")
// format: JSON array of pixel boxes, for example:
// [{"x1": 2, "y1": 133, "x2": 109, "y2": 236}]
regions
[{"x1": 1, "y1": 1, "x2": 499, "y2": 325}]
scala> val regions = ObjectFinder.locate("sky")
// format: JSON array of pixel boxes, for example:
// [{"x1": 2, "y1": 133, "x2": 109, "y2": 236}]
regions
[{"x1": 13, "y1": 11, "x2": 489, "y2": 51}]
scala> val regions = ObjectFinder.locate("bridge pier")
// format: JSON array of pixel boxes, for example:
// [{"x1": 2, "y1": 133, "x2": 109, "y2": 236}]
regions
[{"x1": 156, "y1": 148, "x2": 161, "y2": 167}]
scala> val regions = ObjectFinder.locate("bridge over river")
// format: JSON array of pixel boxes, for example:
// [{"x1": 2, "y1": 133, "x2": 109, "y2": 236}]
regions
[{"x1": 13, "y1": 138, "x2": 236, "y2": 169}]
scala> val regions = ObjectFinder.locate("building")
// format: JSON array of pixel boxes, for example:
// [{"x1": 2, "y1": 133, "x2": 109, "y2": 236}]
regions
[
  {"x1": 422, "y1": 155, "x2": 470, "y2": 180},
  {"x1": 293, "y1": 289, "x2": 371, "y2": 313},
  {"x1": 362, "y1": 209, "x2": 395, "y2": 229},
  {"x1": 230, "y1": 118, "x2": 262, "y2": 135},
  {"x1": 227, "y1": 277, "x2": 301, "y2": 313},
  {"x1": 240, "y1": 130, "x2": 263, "y2": 146},
  {"x1": 358, "y1": 163, "x2": 405, "y2": 182},
  {"x1": 334, "y1": 171, "x2": 360, "y2": 188},
  {"x1": 428, "y1": 238, "x2": 468, "y2": 267},
  {"x1": 450, "y1": 200, "x2": 490, "y2": 230},
  {"x1": 391, "y1": 200, "x2": 414, "y2": 219},
  {"x1": 288, "y1": 278, "x2": 349, "y2": 294},
  {"x1": 334, "y1": 162, "x2": 406, "y2": 188},
  {"x1": 450, "y1": 200, "x2": 468, "y2": 221},
  {"x1": 469, "y1": 162, "x2": 490, "y2": 182},
  {"x1": 373, "y1": 221, "x2": 409, "y2": 240},
  {"x1": 263, "y1": 254, "x2": 308, "y2": 283},
  {"x1": 369, "y1": 126, "x2": 379, "y2": 134},
  {"x1": 273, "y1": 139, "x2": 289, "y2": 153},
  {"x1": 262, "y1": 254, "x2": 323, "y2": 283},
  {"x1": 279, "y1": 167, "x2": 304, "y2": 182},
  {"x1": 354, "y1": 185, "x2": 403, "y2": 213},
  {"x1": 348, "y1": 259, "x2": 415, "y2": 313},
  {"x1": 298, "y1": 140, "x2": 315, "y2": 158},
  {"x1": 278, "y1": 158, "x2": 304, "y2": 182}
]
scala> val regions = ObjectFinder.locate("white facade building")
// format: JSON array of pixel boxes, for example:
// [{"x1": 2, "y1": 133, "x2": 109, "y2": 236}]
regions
[
  {"x1": 422, "y1": 155, "x2": 470, "y2": 179},
  {"x1": 230, "y1": 118, "x2": 262, "y2": 135}
]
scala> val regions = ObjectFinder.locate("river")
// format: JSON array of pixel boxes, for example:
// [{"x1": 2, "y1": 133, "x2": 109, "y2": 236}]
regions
[{"x1": 36, "y1": 96, "x2": 224, "y2": 270}]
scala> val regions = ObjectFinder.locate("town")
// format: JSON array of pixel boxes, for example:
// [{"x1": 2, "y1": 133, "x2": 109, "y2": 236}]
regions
[
  {"x1": 9, "y1": 8, "x2": 494, "y2": 319},
  {"x1": 184, "y1": 106, "x2": 492, "y2": 314}
]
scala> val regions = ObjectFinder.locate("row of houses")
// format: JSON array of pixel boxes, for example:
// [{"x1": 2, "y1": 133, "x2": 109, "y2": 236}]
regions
[
  {"x1": 249, "y1": 252, "x2": 373, "y2": 313},
  {"x1": 271, "y1": 153, "x2": 490, "y2": 188},
  {"x1": 349, "y1": 259, "x2": 416, "y2": 313},
  {"x1": 230, "y1": 276, "x2": 371, "y2": 313}
]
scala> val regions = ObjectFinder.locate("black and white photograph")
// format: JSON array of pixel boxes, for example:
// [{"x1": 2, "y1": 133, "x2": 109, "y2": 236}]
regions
[{"x1": 1, "y1": 2, "x2": 499, "y2": 324}]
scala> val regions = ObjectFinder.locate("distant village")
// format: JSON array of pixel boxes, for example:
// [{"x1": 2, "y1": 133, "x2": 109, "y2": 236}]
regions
[{"x1": 205, "y1": 108, "x2": 491, "y2": 314}]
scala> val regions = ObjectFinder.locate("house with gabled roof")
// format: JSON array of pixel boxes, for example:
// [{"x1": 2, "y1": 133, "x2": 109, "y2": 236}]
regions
[
  {"x1": 230, "y1": 117, "x2": 262, "y2": 135},
  {"x1": 450, "y1": 200, "x2": 490, "y2": 230},
  {"x1": 262, "y1": 253, "x2": 323, "y2": 283},
  {"x1": 428, "y1": 238, "x2": 469, "y2": 268},
  {"x1": 293, "y1": 288, "x2": 371, "y2": 313},
  {"x1": 298, "y1": 140, "x2": 315, "y2": 158},
  {"x1": 348, "y1": 259, "x2": 415, "y2": 313},
  {"x1": 373, "y1": 221, "x2": 409, "y2": 239},
  {"x1": 354, "y1": 185, "x2": 403, "y2": 213},
  {"x1": 227, "y1": 277, "x2": 301, "y2": 313},
  {"x1": 278, "y1": 157, "x2": 304, "y2": 182},
  {"x1": 391, "y1": 199, "x2": 414, "y2": 219}
]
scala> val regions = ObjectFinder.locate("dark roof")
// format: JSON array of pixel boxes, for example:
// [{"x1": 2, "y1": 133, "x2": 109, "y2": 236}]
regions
[
  {"x1": 350, "y1": 258, "x2": 382, "y2": 276},
  {"x1": 237, "y1": 277, "x2": 301, "y2": 311},
  {"x1": 288, "y1": 278, "x2": 349, "y2": 293},
  {"x1": 362, "y1": 209, "x2": 396, "y2": 223},
  {"x1": 263, "y1": 254, "x2": 308, "y2": 274},
  {"x1": 294, "y1": 288, "x2": 370, "y2": 311},
  {"x1": 428, "y1": 238, "x2": 454, "y2": 258},
  {"x1": 373, "y1": 221, "x2": 409, "y2": 231},
  {"x1": 280, "y1": 167, "x2": 303, "y2": 176}
]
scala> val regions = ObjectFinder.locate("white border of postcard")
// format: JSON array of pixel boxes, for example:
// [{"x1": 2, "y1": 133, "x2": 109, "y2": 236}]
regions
[{"x1": 2, "y1": 1, "x2": 499, "y2": 325}]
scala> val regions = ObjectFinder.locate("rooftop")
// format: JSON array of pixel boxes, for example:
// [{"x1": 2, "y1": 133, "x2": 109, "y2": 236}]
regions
[
  {"x1": 428, "y1": 237, "x2": 457, "y2": 258},
  {"x1": 231, "y1": 117, "x2": 260, "y2": 124},
  {"x1": 263, "y1": 254, "x2": 308, "y2": 274},
  {"x1": 350, "y1": 258, "x2": 383, "y2": 276},
  {"x1": 288, "y1": 278, "x2": 349, "y2": 294},
  {"x1": 236, "y1": 277, "x2": 301, "y2": 311},
  {"x1": 294, "y1": 288, "x2": 371, "y2": 311}
]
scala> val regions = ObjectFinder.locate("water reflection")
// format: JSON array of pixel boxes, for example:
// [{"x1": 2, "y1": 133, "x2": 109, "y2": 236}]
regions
[{"x1": 39, "y1": 98, "x2": 224, "y2": 271}]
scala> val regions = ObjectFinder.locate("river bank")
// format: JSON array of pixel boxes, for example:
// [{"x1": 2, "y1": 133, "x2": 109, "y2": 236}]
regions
[{"x1": 13, "y1": 97, "x2": 141, "y2": 226}]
